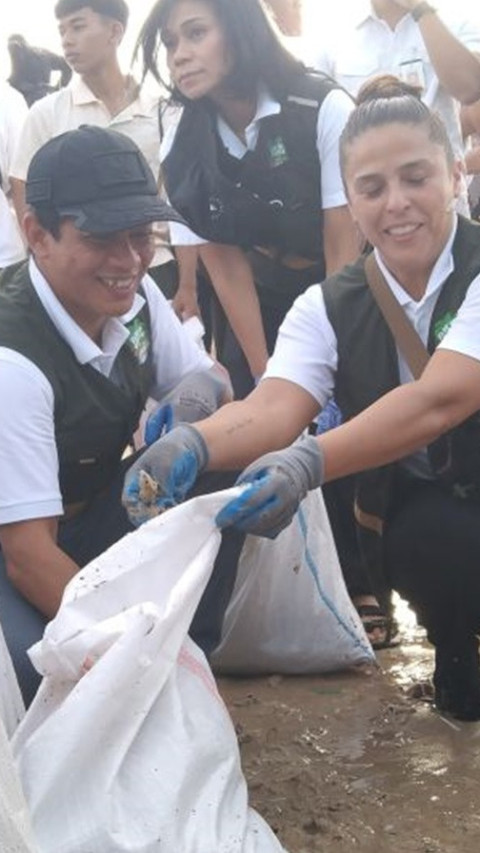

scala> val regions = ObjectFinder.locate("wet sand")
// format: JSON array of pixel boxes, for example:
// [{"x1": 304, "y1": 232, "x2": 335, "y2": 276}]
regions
[{"x1": 218, "y1": 616, "x2": 480, "y2": 852}]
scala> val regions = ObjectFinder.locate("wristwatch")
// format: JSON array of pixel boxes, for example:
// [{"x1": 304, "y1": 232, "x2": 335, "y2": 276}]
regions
[{"x1": 411, "y1": 2, "x2": 437, "y2": 23}]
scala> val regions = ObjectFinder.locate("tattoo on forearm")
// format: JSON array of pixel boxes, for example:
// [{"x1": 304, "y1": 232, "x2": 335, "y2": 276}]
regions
[{"x1": 225, "y1": 417, "x2": 254, "y2": 436}]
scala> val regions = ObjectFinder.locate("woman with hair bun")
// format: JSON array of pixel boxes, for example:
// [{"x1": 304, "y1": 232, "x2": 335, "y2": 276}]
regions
[
  {"x1": 136, "y1": 0, "x2": 359, "y2": 396},
  {"x1": 125, "y1": 75, "x2": 480, "y2": 722}
]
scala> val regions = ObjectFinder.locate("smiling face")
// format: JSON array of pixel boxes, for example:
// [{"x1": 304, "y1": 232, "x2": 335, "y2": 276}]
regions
[
  {"x1": 343, "y1": 122, "x2": 462, "y2": 295},
  {"x1": 162, "y1": 0, "x2": 233, "y2": 101},
  {"x1": 58, "y1": 6, "x2": 122, "y2": 76},
  {"x1": 26, "y1": 217, "x2": 155, "y2": 341}
]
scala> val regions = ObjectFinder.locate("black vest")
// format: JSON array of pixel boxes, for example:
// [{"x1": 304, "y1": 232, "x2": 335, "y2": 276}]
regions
[
  {"x1": 0, "y1": 262, "x2": 154, "y2": 504},
  {"x1": 322, "y1": 216, "x2": 480, "y2": 605},
  {"x1": 162, "y1": 73, "x2": 337, "y2": 264}
]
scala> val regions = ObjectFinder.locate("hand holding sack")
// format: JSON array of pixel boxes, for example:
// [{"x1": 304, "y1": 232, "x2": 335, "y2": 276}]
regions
[
  {"x1": 216, "y1": 435, "x2": 324, "y2": 538},
  {"x1": 123, "y1": 424, "x2": 209, "y2": 526}
]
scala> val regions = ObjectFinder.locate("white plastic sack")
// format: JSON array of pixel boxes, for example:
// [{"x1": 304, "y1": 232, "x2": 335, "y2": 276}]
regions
[
  {"x1": 0, "y1": 718, "x2": 37, "y2": 853},
  {"x1": 0, "y1": 622, "x2": 25, "y2": 738},
  {"x1": 212, "y1": 487, "x2": 375, "y2": 675},
  {"x1": 12, "y1": 490, "x2": 285, "y2": 853},
  {"x1": 0, "y1": 625, "x2": 36, "y2": 852}
]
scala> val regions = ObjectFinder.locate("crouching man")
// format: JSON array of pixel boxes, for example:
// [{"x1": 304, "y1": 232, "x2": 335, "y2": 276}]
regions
[{"x1": 0, "y1": 126, "x2": 243, "y2": 704}]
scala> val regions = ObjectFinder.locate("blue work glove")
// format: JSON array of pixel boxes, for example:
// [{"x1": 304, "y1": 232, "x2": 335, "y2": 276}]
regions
[
  {"x1": 123, "y1": 424, "x2": 209, "y2": 527},
  {"x1": 145, "y1": 369, "x2": 227, "y2": 446},
  {"x1": 216, "y1": 436, "x2": 324, "y2": 539}
]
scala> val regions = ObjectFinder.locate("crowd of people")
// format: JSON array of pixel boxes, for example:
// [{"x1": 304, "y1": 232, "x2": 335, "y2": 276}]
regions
[{"x1": 2, "y1": 0, "x2": 480, "y2": 736}]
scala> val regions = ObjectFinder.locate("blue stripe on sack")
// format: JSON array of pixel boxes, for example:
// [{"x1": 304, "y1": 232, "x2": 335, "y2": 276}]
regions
[{"x1": 297, "y1": 505, "x2": 375, "y2": 661}]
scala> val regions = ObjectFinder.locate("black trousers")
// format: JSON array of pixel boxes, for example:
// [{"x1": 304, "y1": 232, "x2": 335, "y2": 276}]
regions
[
  {"x1": 322, "y1": 477, "x2": 372, "y2": 600},
  {"x1": 0, "y1": 462, "x2": 243, "y2": 706},
  {"x1": 383, "y1": 476, "x2": 480, "y2": 648}
]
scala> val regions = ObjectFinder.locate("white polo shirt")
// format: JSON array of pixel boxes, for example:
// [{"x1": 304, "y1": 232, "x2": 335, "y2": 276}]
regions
[
  {"x1": 0, "y1": 259, "x2": 212, "y2": 525},
  {"x1": 308, "y1": 0, "x2": 480, "y2": 162},
  {"x1": 0, "y1": 84, "x2": 28, "y2": 267},
  {"x1": 264, "y1": 216, "x2": 480, "y2": 475},
  {"x1": 10, "y1": 77, "x2": 173, "y2": 267},
  {"x1": 161, "y1": 85, "x2": 354, "y2": 245}
]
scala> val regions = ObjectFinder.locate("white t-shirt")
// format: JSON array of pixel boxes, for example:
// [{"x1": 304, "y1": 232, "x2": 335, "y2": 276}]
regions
[
  {"x1": 307, "y1": 0, "x2": 480, "y2": 162},
  {"x1": 265, "y1": 216, "x2": 480, "y2": 475},
  {"x1": 10, "y1": 77, "x2": 173, "y2": 267},
  {"x1": 0, "y1": 84, "x2": 28, "y2": 267},
  {"x1": 0, "y1": 259, "x2": 213, "y2": 525},
  {"x1": 160, "y1": 85, "x2": 353, "y2": 246}
]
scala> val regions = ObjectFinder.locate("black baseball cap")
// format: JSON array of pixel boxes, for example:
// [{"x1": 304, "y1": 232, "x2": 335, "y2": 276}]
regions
[{"x1": 26, "y1": 125, "x2": 185, "y2": 233}]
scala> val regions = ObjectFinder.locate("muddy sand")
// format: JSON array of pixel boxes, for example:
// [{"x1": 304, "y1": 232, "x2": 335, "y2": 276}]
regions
[{"x1": 219, "y1": 619, "x2": 480, "y2": 853}]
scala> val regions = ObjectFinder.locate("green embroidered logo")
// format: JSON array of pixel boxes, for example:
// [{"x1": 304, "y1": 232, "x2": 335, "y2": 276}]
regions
[
  {"x1": 433, "y1": 311, "x2": 456, "y2": 344},
  {"x1": 267, "y1": 136, "x2": 289, "y2": 168},
  {"x1": 126, "y1": 316, "x2": 149, "y2": 364}
]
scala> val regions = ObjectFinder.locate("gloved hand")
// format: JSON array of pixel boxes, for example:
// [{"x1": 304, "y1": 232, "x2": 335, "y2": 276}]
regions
[
  {"x1": 215, "y1": 436, "x2": 324, "y2": 539},
  {"x1": 145, "y1": 368, "x2": 228, "y2": 446},
  {"x1": 123, "y1": 424, "x2": 209, "y2": 526}
]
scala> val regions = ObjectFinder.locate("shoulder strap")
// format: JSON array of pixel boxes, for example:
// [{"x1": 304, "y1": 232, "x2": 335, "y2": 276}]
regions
[
  {"x1": 364, "y1": 253, "x2": 429, "y2": 380},
  {"x1": 284, "y1": 70, "x2": 341, "y2": 109},
  {"x1": 158, "y1": 99, "x2": 166, "y2": 143}
]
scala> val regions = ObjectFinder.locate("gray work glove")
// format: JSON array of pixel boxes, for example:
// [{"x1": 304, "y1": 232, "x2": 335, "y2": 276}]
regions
[
  {"x1": 145, "y1": 369, "x2": 228, "y2": 445},
  {"x1": 122, "y1": 424, "x2": 209, "y2": 527},
  {"x1": 215, "y1": 436, "x2": 324, "y2": 539}
]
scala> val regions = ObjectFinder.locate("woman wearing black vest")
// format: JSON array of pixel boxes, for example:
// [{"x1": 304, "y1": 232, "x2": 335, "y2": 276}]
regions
[
  {"x1": 125, "y1": 76, "x2": 480, "y2": 722},
  {"x1": 136, "y1": 0, "x2": 359, "y2": 397}
]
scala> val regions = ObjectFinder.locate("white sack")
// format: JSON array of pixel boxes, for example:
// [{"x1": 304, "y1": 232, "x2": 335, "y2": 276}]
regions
[
  {"x1": 12, "y1": 490, "x2": 285, "y2": 853},
  {"x1": 0, "y1": 622, "x2": 25, "y2": 738},
  {"x1": 0, "y1": 623, "x2": 36, "y2": 852},
  {"x1": 212, "y1": 487, "x2": 374, "y2": 675}
]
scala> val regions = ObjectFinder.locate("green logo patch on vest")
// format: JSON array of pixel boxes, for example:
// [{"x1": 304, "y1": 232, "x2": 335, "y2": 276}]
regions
[
  {"x1": 433, "y1": 310, "x2": 456, "y2": 344},
  {"x1": 126, "y1": 316, "x2": 150, "y2": 364},
  {"x1": 267, "y1": 136, "x2": 289, "y2": 168}
]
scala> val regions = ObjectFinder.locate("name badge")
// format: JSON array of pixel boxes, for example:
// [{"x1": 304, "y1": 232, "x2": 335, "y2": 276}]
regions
[{"x1": 398, "y1": 58, "x2": 426, "y2": 92}]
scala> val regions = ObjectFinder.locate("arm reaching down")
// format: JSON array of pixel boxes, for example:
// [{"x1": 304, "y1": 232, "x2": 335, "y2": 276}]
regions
[
  {"x1": 217, "y1": 348, "x2": 480, "y2": 537},
  {"x1": 199, "y1": 243, "x2": 269, "y2": 381}
]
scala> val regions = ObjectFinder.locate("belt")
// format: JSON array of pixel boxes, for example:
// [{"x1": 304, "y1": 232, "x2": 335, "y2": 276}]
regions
[
  {"x1": 253, "y1": 246, "x2": 319, "y2": 271},
  {"x1": 62, "y1": 500, "x2": 89, "y2": 521}
]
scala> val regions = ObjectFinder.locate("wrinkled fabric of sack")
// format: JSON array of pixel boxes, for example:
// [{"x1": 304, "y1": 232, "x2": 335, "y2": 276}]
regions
[
  {"x1": 12, "y1": 489, "x2": 286, "y2": 853},
  {"x1": 0, "y1": 625, "x2": 36, "y2": 852},
  {"x1": 212, "y1": 487, "x2": 374, "y2": 675}
]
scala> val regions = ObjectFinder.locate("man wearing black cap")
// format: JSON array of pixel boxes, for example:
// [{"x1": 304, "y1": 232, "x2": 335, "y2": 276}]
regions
[{"x1": 0, "y1": 126, "x2": 241, "y2": 705}]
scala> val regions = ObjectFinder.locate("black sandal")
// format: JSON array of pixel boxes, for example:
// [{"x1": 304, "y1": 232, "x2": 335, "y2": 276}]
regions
[{"x1": 356, "y1": 603, "x2": 400, "y2": 650}]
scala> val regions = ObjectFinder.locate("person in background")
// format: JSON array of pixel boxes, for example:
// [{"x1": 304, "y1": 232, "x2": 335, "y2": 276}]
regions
[
  {"x1": 265, "y1": 0, "x2": 303, "y2": 37},
  {"x1": 308, "y1": 0, "x2": 480, "y2": 216},
  {"x1": 460, "y1": 100, "x2": 480, "y2": 219},
  {"x1": 7, "y1": 33, "x2": 72, "y2": 107},
  {"x1": 137, "y1": 0, "x2": 359, "y2": 398},
  {"x1": 124, "y1": 76, "x2": 480, "y2": 723},
  {"x1": 0, "y1": 126, "x2": 242, "y2": 706},
  {"x1": 0, "y1": 82, "x2": 28, "y2": 272},
  {"x1": 9, "y1": 0, "x2": 193, "y2": 303}
]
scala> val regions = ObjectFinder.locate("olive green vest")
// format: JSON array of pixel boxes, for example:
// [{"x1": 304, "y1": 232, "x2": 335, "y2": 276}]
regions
[
  {"x1": 0, "y1": 261, "x2": 154, "y2": 504},
  {"x1": 322, "y1": 216, "x2": 480, "y2": 607}
]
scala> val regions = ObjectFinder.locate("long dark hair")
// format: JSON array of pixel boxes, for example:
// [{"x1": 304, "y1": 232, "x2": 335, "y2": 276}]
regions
[
  {"x1": 340, "y1": 74, "x2": 455, "y2": 178},
  {"x1": 135, "y1": 0, "x2": 306, "y2": 102}
]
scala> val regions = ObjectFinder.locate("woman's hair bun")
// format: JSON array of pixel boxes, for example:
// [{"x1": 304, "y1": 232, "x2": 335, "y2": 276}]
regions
[{"x1": 356, "y1": 73, "x2": 423, "y2": 105}]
